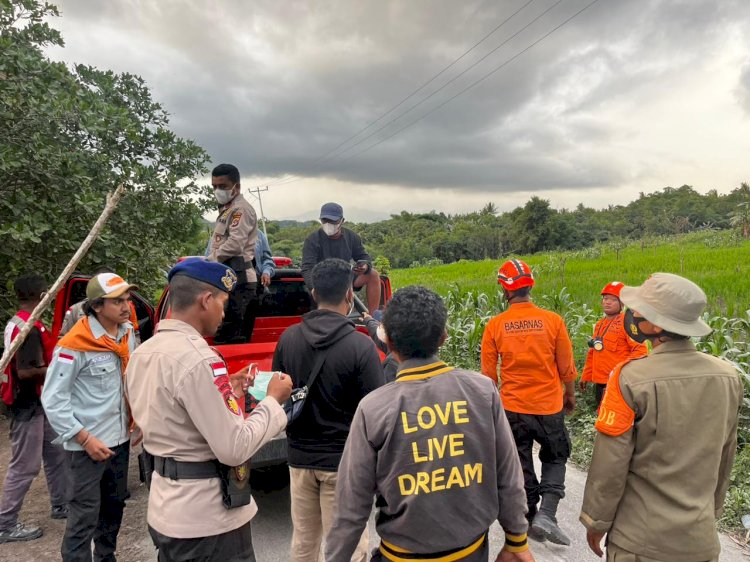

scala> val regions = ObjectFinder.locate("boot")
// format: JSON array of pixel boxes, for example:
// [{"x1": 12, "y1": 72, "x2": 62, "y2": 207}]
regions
[{"x1": 531, "y1": 494, "x2": 570, "y2": 546}]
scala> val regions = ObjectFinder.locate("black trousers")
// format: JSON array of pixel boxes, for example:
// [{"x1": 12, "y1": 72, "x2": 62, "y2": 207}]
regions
[
  {"x1": 505, "y1": 411, "x2": 570, "y2": 522},
  {"x1": 215, "y1": 282, "x2": 257, "y2": 344},
  {"x1": 594, "y1": 383, "x2": 607, "y2": 408},
  {"x1": 62, "y1": 442, "x2": 130, "y2": 562},
  {"x1": 148, "y1": 520, "x2": 256, "y2": 562}
]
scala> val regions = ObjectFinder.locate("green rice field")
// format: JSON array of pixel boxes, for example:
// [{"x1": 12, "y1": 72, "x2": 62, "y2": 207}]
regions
[{"x1": 389, "y1": 230, "x2": 750, "y2": 316}]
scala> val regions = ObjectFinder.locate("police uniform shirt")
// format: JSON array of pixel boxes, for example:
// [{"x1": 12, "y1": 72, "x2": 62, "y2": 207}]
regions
[
  {"x1": 325, "y1": 357, "x2": 528, "y2": 561},
  {"x1": 126, "y1": 319, "x2": 286, "y2": 539},
  {"x1": 209, "y1": 193, "x2": 258, "y2": 283}
]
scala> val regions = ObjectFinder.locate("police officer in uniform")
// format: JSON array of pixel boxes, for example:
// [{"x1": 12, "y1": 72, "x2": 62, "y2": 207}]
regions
[
  {"x1": 326, "y1": 286, "x2": 534, "y2": 562},
  {"x1": 208, "y1": 163, "x2": 259, "y2": 344},
  {"x1": 126, "y1": 258, "x2": 293, "y2": 561}
]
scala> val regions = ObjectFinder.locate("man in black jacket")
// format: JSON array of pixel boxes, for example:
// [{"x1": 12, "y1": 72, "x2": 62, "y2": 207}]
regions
[
  {"x1": 272, "y1": 258, "x2": 384, "y2": 562},
  {"x1": 301, "y1": 203, "x2": 381, "y2": 314}
]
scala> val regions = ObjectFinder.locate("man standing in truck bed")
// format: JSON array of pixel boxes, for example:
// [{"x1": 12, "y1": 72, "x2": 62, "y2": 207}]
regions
[
  {"x1": 301, "y1": 203, "x2": 381, "y2": 314},
  {"x1": 207, "y1": 163, "x2": 259, "y2": 344}
]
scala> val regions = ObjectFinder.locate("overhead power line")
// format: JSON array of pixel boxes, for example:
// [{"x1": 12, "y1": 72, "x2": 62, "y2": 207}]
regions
[
  {"x1": 252, "y1": 0, "x2": 537, "y2": 189},
  {"x1": 263, "y1": 0, "x2": 602, "y2": 190},
  {"x1": 332, "y1": 0, "x2": 602, "y2": 165}
]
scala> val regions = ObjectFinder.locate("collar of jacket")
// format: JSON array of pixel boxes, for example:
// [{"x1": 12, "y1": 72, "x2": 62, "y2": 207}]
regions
[
  {"x1": 155, "y1": 318, "x2": 203, "y2": 338},
  {"x1": 650, "y1": 338, "x2": 697, "y2": 355},
  {"x1": 395, "y1": 356, "x2": 453, "y2": 382},
  {"x1": 88, "y1": 314, "x2": 130, "y2": 342}
]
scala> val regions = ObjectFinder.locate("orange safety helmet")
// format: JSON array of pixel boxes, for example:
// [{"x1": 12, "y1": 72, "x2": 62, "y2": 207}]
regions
[
  {"x1": 497, "y1": 259, "x2": 535, "y2": 291},
  {"x1": 601, "y1": 281, "x2": 624, "y2": 299}
]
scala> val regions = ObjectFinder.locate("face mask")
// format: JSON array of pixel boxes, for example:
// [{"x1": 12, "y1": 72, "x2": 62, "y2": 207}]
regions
[
  {"x1": 321, "y1": 222, "x2": 341, "y2": 236},
  {"x1": 214, "y1": 186, "x2": 235, "y2": 205},
  {"x1": 347, "y1": 297, "x2": 355, "y2": 316},
  {"x1": 623, "y1": 309, "x2": 650, "y2": 344}
]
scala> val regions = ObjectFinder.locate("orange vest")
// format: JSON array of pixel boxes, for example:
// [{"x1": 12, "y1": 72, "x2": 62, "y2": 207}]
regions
[
  {"x1": 480, "y1": 302, "x2": 578, "y2": 415},
  {"x1": 595, "y1": 359, "x2": 637, "y2": 436}
]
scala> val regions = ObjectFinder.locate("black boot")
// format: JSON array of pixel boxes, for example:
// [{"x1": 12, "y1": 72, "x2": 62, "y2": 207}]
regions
[{"x1": 531, "y1": 494, "x2": 570, "y2": 546}]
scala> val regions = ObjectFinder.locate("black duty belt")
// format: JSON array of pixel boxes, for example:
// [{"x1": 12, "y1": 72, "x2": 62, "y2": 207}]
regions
[
  {"x1": 379, "y1": 532, "x2": 487, "y2": 561},
  {"x1": 153, "y1": 455, "x2": 221, "y2": 480}
]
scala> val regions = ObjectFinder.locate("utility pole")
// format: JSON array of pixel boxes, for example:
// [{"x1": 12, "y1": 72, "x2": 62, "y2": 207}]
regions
[{"x1": 248, "y1": 186, "x2": 269, "y2": 237}]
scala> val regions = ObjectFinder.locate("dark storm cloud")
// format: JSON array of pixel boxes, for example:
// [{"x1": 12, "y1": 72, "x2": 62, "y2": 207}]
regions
[{"x1": 50, "y1": 0, "x2": 750, "y2": 193}]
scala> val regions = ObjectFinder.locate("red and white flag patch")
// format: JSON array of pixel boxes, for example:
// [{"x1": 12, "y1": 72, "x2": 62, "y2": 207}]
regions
[
  {"x1": 211, "y1": 361, "x2": 228, "y2": 377},
  {"x1": 58, "y1": 353, "x2": 74, "y2": 365}
]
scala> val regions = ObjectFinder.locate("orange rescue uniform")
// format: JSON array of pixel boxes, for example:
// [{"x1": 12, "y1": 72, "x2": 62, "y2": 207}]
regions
[
  {"x1": 580, "y1": 313, "x2": 646, "y2": 385},
  {"x1": 481, "y1": 302, "x2": 578, "y2": 415}
]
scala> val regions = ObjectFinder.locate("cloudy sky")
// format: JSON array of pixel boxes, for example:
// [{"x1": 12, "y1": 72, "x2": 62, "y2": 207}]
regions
[{"x1": 46, "y1": 0, "x2": 750, "y2": 222}]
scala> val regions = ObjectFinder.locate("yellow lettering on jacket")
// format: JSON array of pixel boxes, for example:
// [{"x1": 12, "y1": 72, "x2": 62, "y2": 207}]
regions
[
  {"x1": 397, "y1": 464, "x2": 483, "y2": 496},
  {"x1": 411, "y1": 434, "x2": 466, "y2": 463},
  {"x1": 399, "y1": 401, "x2": 471, "y2": 434}
]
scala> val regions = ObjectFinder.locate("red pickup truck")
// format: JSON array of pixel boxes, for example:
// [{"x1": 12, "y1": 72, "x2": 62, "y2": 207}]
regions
[{"x1": 50, "y1": 260, "x2": 392, "y2": 467}]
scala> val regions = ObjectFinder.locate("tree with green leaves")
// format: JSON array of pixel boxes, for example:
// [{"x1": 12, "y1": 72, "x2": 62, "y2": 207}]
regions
[{"x1": 0, "y1": 0, "x2": 210, "y2": 318}]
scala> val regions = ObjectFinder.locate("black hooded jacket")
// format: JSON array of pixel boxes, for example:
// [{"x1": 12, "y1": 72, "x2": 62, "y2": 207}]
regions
[{"x1": 272, "y1": 309, "x2": 384, "y2": 470}]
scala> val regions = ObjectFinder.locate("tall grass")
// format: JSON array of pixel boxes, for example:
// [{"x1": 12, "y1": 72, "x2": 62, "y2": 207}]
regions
[
  {"x1": 390, "y1": 230, "x2": 750, "y2": 316},
  {"x1": 391, "y1": 230, "x2": 750, "y2": 530},
  {"x1": 433, "y1": 284, "x2": 750, "y2": 530}
]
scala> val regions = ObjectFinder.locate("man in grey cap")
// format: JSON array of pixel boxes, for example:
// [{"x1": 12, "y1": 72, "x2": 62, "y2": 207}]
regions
[
  {"x1": 580, "y1": 273, "x2": 742, "y2": 562},
  {"x1": 301, "y1": 202, "x2": 381, "y2": 314}
]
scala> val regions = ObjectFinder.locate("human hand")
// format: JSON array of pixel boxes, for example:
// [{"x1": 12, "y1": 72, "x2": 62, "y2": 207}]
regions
[
  {"x1": 267, "y1": 372, "x2": 293, "y2": 404},
  {"x1": 230, "y1": 364, "x2": 258, "y2": 398},
  {"x1": 83, "y1": 434, "x2": 114, "y2": 461},
  {"x1": 495, "y1": 547, "x2": 536, "y2": 562},
  {"x1": 261, "y1": 273, "x2": 271, "y2": 287},
  {"x1": 578, "y1": 379, "x2": 588, "y2": 393},
  {"x1": 130, "y1": 426, "x2": 143, "y2": 448},
  {"x1": 564, "y1": 391, "x2": 576, "y2": 415},
  {"x1": 586, "y1": 529, "x2": 606, "y2": 557}
]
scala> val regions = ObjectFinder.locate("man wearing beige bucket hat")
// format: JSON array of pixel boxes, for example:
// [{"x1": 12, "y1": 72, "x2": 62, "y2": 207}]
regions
[{"x1": 580, "y1": 273, "x2": 742, "y2": 561}]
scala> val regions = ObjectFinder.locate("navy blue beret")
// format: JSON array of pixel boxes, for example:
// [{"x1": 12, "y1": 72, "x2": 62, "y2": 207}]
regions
[{"x1": 168, "y1": 258, "x2": 237, "y2": 292}]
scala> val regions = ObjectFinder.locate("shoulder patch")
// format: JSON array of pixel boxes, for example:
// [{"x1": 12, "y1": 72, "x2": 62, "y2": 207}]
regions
[
  {"x1": 57, "y1": 352, "x2": 75, "y2": 365},
  {"x1": 211, "y1": 361, "x2": 228, "y2": 377},
  {"x1": 230, "y1": 211, "x2": 242, "y2": 227},
  {"x1": 596, "y1": 362, "x2": 636, "y2": 436},
  {"x1": 213, "y1": 374, "x2": 241, "y2": 416}
]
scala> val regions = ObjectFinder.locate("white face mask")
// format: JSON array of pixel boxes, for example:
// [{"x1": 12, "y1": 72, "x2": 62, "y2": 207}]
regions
[
  {"x1": 214, "y1": 186, "x2": 235, "y2": 205},
  {"x1": 322, "y1": 222, "x2": 341, "y2": 236}
]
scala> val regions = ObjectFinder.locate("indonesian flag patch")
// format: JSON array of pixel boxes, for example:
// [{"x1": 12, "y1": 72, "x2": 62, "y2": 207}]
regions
[
  {"x1": 58, "y1": 352, "x2": 75, "y2": 365},
  {"x1": 211, "y1": 361, "x2": 228, "y2": 377}
]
